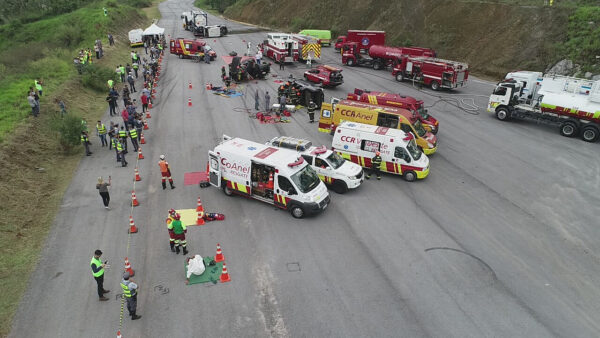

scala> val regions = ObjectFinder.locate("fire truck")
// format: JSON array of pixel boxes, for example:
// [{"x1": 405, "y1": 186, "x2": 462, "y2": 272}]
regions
[
  {"x1": 347, "y1": 89, "x2": 439, "y2": 134},
  {"x1": 318, "y1": 99, "x2": 438, "y2": 155},
  {"x1": 334, "y1": 30, "x2": 385, "y2": 52},
  {"x1": 303, "y1": 65, "x2": 344, "y2": 87},
  {"x1": 488, "y1": 74, "x2": 600, "y2": 142},
  {"x1": 291, "y1": 34, "x2": 321, "y2": 62},
  {"x1": 392, "y1": 56, "x2": 469, "y2": 91},
  {"x1": 263, "y1": 33, "x2": 298, "y2": 63},
  {"x1": 342, "y1": 43, "x2": 436, "y2": 70},
  {"x1": 169, "y1": 38, "x2": 217, "y2": 60},
  {"x1": 181, "y1": 10, "x2": 227, "y2": 37}
]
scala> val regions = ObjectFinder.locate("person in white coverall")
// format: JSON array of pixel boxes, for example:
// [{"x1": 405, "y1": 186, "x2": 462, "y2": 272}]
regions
[{"x1": 185, "y1": 255, "x2": 205, "y2": 284}]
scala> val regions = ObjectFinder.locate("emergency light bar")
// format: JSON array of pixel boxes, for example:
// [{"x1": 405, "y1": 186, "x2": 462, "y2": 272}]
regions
[
  {"x1": 311, "y1": 146, "x2": 327, "y2": 155},
  {"x1": 288, "y1": 157, "x2": 304, "y2": 167}
]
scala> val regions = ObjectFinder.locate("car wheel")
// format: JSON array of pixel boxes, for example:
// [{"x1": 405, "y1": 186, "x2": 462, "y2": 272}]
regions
[
  {"x1": 220, "y1": 26, "x2": 228, "y2": 36},
  {"x1": 223, "y1": 185, "x2": 234, "y2": 196},
  {"x1": 559, "y1": 121, "x2": 578, "y2": 137},
  {"x1": 291, "y1": 205, "x2": 305, "y2": 219},
  {"x1": 581, "y1": 125, "x2": 599, "y2": 142},
  {"x1": 332, "y1": 180, "x2": 348, "y2": 194},
  {"x1": 495, "y1": 107, "x2": 511, "y2": 121},
  {"x1": 430, "y1": 81, "x2": 440, "y2": 91},
  {"x1": 403, "y1": 170, "x2": 417, "y2": 182},
  {"x1": 395, "y1": 73, "x2": 404, "y2": 82}
]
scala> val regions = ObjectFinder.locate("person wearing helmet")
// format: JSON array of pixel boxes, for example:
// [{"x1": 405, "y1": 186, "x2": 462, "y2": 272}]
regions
[
  {"x1": 366, "y1": 150, "x2": 383, "y2": 180},
  {"x1": 165, "y1": 209, "x2": 177, "y2": 252},
  {"x1": 167, "y1": 213, "x2": 188, "y2": 255},
  {"x1": 158, "y1": 154, "x2": 175, "y2": 190}
]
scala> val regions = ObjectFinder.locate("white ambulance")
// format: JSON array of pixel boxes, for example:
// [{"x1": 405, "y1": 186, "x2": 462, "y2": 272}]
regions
[
  {"x1": 208, "y1": 135, "x2": 330, "y2": 218},
  {"x1": 267, "y1": 136, "x2": 364, "y2": 194},
  {"x1": 331, "y1": 122, "x2": 430, "y2": 181}
]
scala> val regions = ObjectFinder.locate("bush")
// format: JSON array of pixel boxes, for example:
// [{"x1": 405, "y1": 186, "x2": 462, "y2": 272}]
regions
[
  {"x1": 56, "y1": 24, "x2": 85, "y2": 48},
  {"x1": 81, "y1": 64, "x2": 116, "y2": 92},
  {"x1": 124, "y1": 0, "x2": 152, "y2": 7},
  {"x1": 50, "y1": 113, "x2": 83, "y2": 151}
]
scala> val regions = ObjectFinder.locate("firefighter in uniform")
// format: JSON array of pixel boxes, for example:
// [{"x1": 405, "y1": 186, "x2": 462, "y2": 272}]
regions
[
  {"x1": 168, "y1": 213, "x2": 188, "y2": 255},
  {"x1": 121, "y1": 272, "x2": 141, "y2": 320},
  {"x1": 158, "y1": 154, "x2": 175, "y2": 190},
  {"x1": 166, "y1": 209, "x2": 177, "y2": 252},
  {"x1": 366, "y1": 151, "x2": 382, "y2": 180},
  {"x1": 307, "y1": 101, "x2": 317, "y2": 123}
]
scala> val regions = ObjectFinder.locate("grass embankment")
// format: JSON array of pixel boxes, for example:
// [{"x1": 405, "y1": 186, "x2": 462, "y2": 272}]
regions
[{"x1": 0, "y1": 0, "x2": 161, "y2": 335}]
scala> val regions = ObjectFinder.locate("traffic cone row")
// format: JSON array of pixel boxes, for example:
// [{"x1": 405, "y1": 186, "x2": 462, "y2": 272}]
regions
[
  {"x1": 134, "y1": 167, "x2": 141, "y2": 181},
  {"x1": 146, "y1": 110, "x2": 151, "y2": 119},
  {"x1": 124, "y1": 257, "x2": 135, "y2": 277},
  {"x1": 128, "y1": 215, "x2": 138, "y2": 233},
  {"x1": 144, "y1": 120, "x2": 149, "y2": 130},
  {"x1": 189, "y1": 81, "x2": 193, "y2": 89},
  {"x1": 140, "y1": 133, "x2": 146, "y2": 144},
  {"x1": 138, "y1": 147, "x2": 144, "y2": 159},
  {"x1": 220, "y1": 263, "x2": 231, "y2": 283},
  {"x1": 188, "y1": 97, "x2": 192, "y2": 107},
  {"x1": 131, "y1": 190, "x2": 140, "y2": 207}
]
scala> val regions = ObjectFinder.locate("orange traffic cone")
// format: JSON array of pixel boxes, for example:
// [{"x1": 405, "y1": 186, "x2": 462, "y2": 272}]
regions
[
  {"x1": 188, "y1": 97, "x2": 192, "y2": 107},
  {"x1": 148, "y1": 102, "x2": 153, "y2": 109},
  {"x1": 134, "y1": 167, "x2": 141, "y2": 181},
  {"x1": 140, "y1": 133, "x2": 146, "y2": 144},
  {"x1": 131, "y1": 190, "x2": 140, "y2": 207},
  {"x1": 196, "y1": 210, "x2": 205, "y2": 226},
  {"x1": 205, "y1": 83, "x2": 212, "y2": 90},
  {"x1": 189, "y1": 81, "x2": 193, "y2": 89},
  {"x1": 138, "y1": 147, "x2": 144, "y2": 159},
  {"x1": 143, "y1": 120, "x2": 149, "y2": 130},
  {"x1": 152, "y1": 88, "x2": 157, "y2": 94},
  {"x1": 124, "y1": 257, "x2": 135, "y2": 277},
  {"x1": 128, "y1": 215, "x2": 138, "y2": 233},
  {"x1": 117, "y1": 330, "x2": 122, "y2": 338},
  {"x1": 220, "y1": 263, "x2": 231, "y2": 283},
  {"x1": 215, "y1": 243, "x2": 225, "y2": 262},
  {"x1": 146, "y1": 110, "x2": 151, "y2": 119},
  {"x1": 196, "y1": 197, "x2": 203, "y2": 211}
]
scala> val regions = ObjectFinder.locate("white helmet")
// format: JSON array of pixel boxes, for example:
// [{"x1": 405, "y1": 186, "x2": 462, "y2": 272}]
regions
[{"x1": 159, "y1": 154, "x2": 165, "y2": 160}]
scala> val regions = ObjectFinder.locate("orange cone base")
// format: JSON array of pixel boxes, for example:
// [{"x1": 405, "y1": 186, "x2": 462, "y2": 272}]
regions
[
  {"x1": 215, "y1": 253, "x2": 224, "y2": 263},
  {"x1": 146, "y1": 112, "x2": 151, "y2": 118},
  {"x1": 132, "y1": 199, "x2": 140, "y2": 207},
  {"x1": 220, "y1": 272, "x2": 231, "y2": 283},
  {"x1": 128, "y1": 225, "x2": 138, "y2": 233},
  {"x1": 197, "y1": 217, "x2": 205, "y2": 226}
]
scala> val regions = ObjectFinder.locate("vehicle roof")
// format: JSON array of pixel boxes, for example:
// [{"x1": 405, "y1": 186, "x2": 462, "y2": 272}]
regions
[
  {"x1": 347, "y1": 30, "x2": 385, "y2": 33},
  {"x1": 217, "y1": 137, "x2": 308, "y2": 173},
  {"x1": 407, "y1": 56, "x2": 468, "y2": 69},
  {"x1": 357, "y1": 90, "x2": 418, "y2": 104},
  {"x1": 317, "y1": 65, "x2": 342, "y2": 72},
  {"x1": 337, "y1": 99, "x2": 415, "y2": 120},
  {"x1": 336, "y1": 121, "x2": 412, "y2": 146}
]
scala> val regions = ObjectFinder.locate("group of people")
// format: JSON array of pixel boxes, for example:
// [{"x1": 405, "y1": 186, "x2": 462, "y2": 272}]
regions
[
  {"x1": 73, "y1": 39, "x2": 104, "y2": 74},
  {"x1": 26, "y1": 79, "x2": 43, "y2": 117}
]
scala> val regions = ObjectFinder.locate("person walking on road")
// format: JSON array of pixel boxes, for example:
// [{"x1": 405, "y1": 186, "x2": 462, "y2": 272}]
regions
[
  {"x1": 366, "y1": 151, "x2": 382, "y2": 180},
  {"x1": 255, "y1": 90, "x2": 260, "y2": 110},
  {"x1": 81, "y1": 131, "x2": 92, "y2": 156},
  {"x1": 127, "y1": 72, "x2": 136, "y2": 93},
  {"x1": 121, "y1": 272, "x2": 141, "y2": 320},
  {"x1": 166, "y1": 208, "x2": 177, "y2": 252},
  {"x1": 279, "y1": 59, "x2": 285, "y2": 71},
  {"x1": 96, "y1": 120, "x2": 108, "y2": 147},
  {"x1": 158, "y1": 155, "x2": 175, "y2": 190},
  {"x1": 265, "y1": 92, "x2": 271, "y2": 112},
  {"x1": 91, "y1": 250, "x2": 110, "y2": 301},
  {"x1": 168, "y1": 213, "x2": 188, "y2": 255},
  {"x1": 96, "y1": 176, "x2": 111, "y2": 209}
]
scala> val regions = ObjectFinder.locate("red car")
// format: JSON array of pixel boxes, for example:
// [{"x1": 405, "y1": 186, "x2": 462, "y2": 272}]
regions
[{"x1": 303, "y1": 65, "x2": 344, "y2": 87}]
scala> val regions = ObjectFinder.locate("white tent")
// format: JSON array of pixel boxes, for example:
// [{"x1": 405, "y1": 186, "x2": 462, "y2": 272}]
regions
[{"x1": 143, "y1": 24, "x2": 165, "y2": 37}]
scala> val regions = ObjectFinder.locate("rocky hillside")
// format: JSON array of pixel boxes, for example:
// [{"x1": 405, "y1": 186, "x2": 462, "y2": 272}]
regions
[{"x1": 219, "y1": 0, "x2": 599, "y2": 78}]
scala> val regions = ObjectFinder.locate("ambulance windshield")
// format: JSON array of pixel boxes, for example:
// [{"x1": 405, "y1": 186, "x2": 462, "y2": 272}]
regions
[
  {"x1": 407, "y1": 139, "x2": 421, "y2": 161},
  {"x1": 413, "y1": 120, "x2": 427, "y2": 137},
  {"x1": 291, "y1": 165, "x2": 321, "y2": 193},
  {"x1": 326, "y1": 152, "x2": 344, "y2": 169}
]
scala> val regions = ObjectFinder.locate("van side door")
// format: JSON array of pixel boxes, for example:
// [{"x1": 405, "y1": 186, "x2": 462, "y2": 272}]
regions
[
  {"x1": 208, "y1": 151, "x2": 221, "y2": 188},
  {"x1": 275, "y1": 175, "x2": 297, "y2": 208}
]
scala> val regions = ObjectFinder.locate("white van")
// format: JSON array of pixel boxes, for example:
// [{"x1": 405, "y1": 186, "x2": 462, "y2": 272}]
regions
[
  {"x1": 128, "y1": 29, "x2": 144, "y2": 47},
  {"x1": 267, "y1": 136, "x2": 364, "y2": 194},
  {"x1": 331, "y1": 122, "x2": 430, "y2": 181},
  {"x1": 209, "y1": 135, "x2": 330, "y2": 218}
]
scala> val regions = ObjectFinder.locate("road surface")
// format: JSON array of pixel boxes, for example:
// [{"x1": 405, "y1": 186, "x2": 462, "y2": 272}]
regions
[{"x1": 10, "y1": 0, "x2": 600, "y2": 337}]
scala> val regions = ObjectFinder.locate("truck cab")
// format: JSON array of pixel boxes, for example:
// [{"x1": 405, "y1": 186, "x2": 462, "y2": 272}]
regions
[
  {"x1": 267, "y1": 136, "x2": 364, "y2": 194},
  {"x1": 304, "y1": 65, "x2": 344, "y2": 87},
  {"x1": 341, "y1": 42, "x2": 376, "y2": 68}
]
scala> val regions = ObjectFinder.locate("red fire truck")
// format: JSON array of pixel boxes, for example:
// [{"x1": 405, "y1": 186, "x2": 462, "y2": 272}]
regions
[
  {"x1": 169, "y1": 38, "x2": 217, "y2": 60},
  {"x1": 342, "y1": 43, "x2": 436, "y2": 70},
  {"x1": 392, "y1": 56, "x2": 469, "y2": 91},
  {"x1": 346, "y1": 88, "x2": 439, "y2": 134},
  {"x1": 335, "y1": 30, "x2": 385, "y2": 52},
  {"x1": 292, "y1": 34, "x2": 321, "y2": 62},
  {"x1": 263, "y1": 33, "x2": 298, "y2": 63}
]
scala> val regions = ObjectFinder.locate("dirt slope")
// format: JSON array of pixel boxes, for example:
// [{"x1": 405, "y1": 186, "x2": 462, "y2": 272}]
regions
[{"x1": 224, "y1": 0, "x2": 570, "y2": 78}]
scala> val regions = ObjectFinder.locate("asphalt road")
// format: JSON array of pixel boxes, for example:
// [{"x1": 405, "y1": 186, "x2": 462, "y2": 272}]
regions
[{"x1": 10, "y1": 0, "x2": 600, "y2": 337}]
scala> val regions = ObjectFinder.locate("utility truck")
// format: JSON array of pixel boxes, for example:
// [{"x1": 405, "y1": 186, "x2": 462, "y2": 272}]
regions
[{"x1": 488, "y1": 74, "x2": 600, "y2": 142}]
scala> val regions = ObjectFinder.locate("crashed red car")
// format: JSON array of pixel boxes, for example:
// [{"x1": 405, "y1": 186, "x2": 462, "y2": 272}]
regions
[{"x1": 303, "y1": 65, "x2": 344, "y2": 87}]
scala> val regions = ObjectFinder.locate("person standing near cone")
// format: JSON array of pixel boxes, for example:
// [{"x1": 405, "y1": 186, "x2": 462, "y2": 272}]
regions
[
  {"x1": 121, "y1": 272, "x2": 141, "y2": 320},
  {"x1": 166, "y1": 208, "x2": 177, "y2": 252},
  {"x1": 168, "y1": 213, "x2": 188, "y2": 255},
  {"x1": 158, "y1": 154, "x2": 175, "y2": 190},
  {"x1": 91, "y1": 249, "x2": 110, "y2": 301}
]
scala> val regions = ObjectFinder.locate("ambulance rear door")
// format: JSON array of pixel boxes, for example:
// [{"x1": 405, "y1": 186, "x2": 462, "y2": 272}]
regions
[{"x1": 208, "y1": 151, "x2": 221, "y2": 188}]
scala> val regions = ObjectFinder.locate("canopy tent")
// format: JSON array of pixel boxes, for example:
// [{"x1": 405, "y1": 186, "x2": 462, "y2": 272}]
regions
[{"x1": 143, "y1": 24, "x2": 165, "y2": 37}]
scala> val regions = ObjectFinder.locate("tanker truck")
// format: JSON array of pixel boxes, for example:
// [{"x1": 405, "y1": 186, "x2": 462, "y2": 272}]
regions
[
  {"x1": 488, "y1": 75, "x2": 600, "y2": 142},
  {"x1": 341, "y1": 43, "x2": 436, "y2": 70}
]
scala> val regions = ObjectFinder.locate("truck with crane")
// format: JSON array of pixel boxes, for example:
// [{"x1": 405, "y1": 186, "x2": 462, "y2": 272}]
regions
[
  {"x1": 392, "y1": 56, "x2": 469, "y2": 91},
  {"x1": 341, "y1": 43, "x2": 436, "y2": 70},
  {"x1": 488, "y1": 74, "x2": 600, "y2": 143}
]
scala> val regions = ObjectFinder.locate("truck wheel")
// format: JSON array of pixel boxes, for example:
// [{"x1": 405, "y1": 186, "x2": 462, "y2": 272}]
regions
[
  {"x1": 395, "y1": 73, "x2": 404, "y2": 82},
  {"x1": 559, "y1": 121, "x2": 578, "y2": 137},
  {"x1": 430, "y1": 81, "x2": 440, "y2": 91},
  {"x1": 346, "y1": 59, "x2": 355, "y2": 67},
  {"x1": 220, "y1": 26, "x2": 228, "y2": 36},
  {"x1": 495, "y1": 107, "x2": 511, "y2": 121},
  {"x1": 373, "y1": 62, "x2": 382, "y2": 70},
  {"x1": 290, "y1": 205, "x2": 305, "y2": 219},
  {"x1": 581, "y1": 125, "x2": 599, "y2": 142},
  {"x1": 223, "y1": 185, "x2": 234, "y2": 196},
  {"x1": 332, "y1": 180, "x2": 348, "y2": 194},
  {"x1": 403, "y1": 170, "x2": 417, "y2": 182}
]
